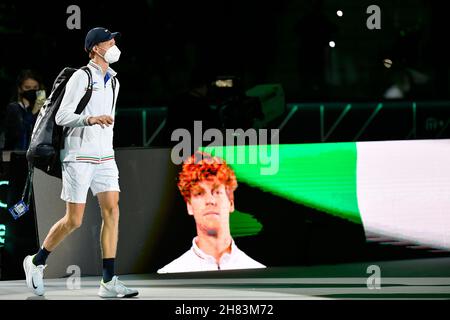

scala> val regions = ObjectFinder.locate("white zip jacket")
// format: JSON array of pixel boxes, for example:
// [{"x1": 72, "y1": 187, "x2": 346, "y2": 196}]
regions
[{"x1": 55, "y1": 60, "x2": 120, "y2": 163}]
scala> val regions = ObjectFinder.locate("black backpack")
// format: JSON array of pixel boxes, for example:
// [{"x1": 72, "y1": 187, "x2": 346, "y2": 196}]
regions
[
  {"x1": 26, "y1": 66, "x2": 93, "y2": 178},
  {"x1": 9, "y1": 67, "x2": 94, "y2": 219}
]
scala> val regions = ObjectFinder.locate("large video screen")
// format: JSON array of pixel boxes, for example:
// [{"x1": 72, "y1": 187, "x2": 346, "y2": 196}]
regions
[
  {"x1": 154, "y1": 139, "x2": 450, "y2": 273},
  {"x1": 24, "y1": 139, "x2": 450, "y2": 277}
]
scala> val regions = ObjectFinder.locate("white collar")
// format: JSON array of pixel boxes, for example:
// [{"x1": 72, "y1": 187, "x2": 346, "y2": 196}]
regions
[
  {"x1": 88, "y1": 60, "x2": 117, "y2": 77},
  {"x1": 191, "y1": 236, "x2": 237, "y2": 261}
]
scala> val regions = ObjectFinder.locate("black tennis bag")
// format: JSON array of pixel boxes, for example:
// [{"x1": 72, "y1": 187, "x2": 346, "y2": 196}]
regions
[{"x1": 26, "y1": 66, "x2": 93, "y2": 178}]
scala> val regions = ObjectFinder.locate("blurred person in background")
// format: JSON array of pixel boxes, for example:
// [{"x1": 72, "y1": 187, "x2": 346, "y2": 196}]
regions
[{"x1": 3, "y1": 70, "x2": 46, "y2": 151}]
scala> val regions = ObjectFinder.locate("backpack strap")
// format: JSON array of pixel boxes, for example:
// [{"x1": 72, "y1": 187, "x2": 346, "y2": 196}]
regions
[
  {"x1": 76, "y1": 66, "x2": 93, "y2": 114},
  {"x1": 111, "y1": 76, "x2": 116, "y2": 114}
]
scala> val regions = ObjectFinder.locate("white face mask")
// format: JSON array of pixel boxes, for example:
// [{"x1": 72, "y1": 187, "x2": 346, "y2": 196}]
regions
[{"x1": 100, "y1": 45, "x2": 121, "y2": 64}]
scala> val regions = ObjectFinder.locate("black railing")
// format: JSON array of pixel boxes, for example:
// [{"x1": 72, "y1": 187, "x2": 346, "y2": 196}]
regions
[{"x1": 114, "y1": 101, "x2": 450, "y2": 147}]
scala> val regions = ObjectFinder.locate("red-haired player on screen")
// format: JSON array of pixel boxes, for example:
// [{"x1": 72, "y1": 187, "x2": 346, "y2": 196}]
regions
[{"x1": 158, "y1": 151, "x2": 266, "y2": 273}]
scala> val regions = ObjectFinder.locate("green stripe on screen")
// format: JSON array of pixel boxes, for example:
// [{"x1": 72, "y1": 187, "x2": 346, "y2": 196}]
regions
[{"x1": 202, "y1": 143, "x2": 361, "y2": 224}]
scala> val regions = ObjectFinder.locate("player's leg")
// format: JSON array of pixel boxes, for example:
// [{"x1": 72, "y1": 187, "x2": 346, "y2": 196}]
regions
[
  {"x1": 23, "y1": 162, "x2": 92, "y2": 296},
  {"x1": 42, "y1": 202, "x2": 86, "y2": 251},
  {"x1": 98, "y1": 190, "x2": 119, "y2": 280},
  {"x1": 93, "y1": 161, "x2": 138, "y2": 298}
]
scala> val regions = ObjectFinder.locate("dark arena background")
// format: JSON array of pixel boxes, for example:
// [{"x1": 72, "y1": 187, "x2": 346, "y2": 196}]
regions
[{"x1": 0, "y1": 0, "x2": 450, "y2": 314}]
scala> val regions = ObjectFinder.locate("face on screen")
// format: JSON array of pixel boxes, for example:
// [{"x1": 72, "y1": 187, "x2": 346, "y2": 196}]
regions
[{"x1": 187, "y1": 179, "x2": 234, "y2": 234}]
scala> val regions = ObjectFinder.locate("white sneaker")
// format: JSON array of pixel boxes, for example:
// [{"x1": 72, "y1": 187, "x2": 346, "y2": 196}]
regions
[
  {"x1": 98, "y1": 276, "x2": 139, "y2": 298},
  {"x1": 23, "y1": 255, "x2": 46, "y2": 296}
]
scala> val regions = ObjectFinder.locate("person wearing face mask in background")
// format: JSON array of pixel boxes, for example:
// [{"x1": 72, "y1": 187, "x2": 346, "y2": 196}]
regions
[
  {"x1": 2, "y1": 70, "x2": 46, "y2": 151},
  {"x1": 23, "y1": 27, "x2": 139, "y2": 298}
]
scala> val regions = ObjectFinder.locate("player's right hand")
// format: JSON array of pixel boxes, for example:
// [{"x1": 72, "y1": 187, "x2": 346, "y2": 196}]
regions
[{"x1": 87, "y1": 115, "x2": 114, "y2": 128}]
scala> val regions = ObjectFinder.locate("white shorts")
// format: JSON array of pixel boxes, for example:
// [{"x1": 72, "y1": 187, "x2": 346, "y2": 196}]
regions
[{"x1": 61, "y1": 161, "x2": 120, "y2": 203}]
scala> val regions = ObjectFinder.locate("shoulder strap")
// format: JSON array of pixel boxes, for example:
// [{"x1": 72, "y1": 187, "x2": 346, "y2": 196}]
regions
[
  {"x1": 111, "y1": 76, "x2": 116, "y2": 114},
  {"x1": 75, "y1": 66, "x2": 93, "y2": 115}
]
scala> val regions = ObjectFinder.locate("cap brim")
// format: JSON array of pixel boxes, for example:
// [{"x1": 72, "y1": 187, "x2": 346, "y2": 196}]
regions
[{"x1": 111, "y1": 32, "x2": 121, "y2": 40}]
